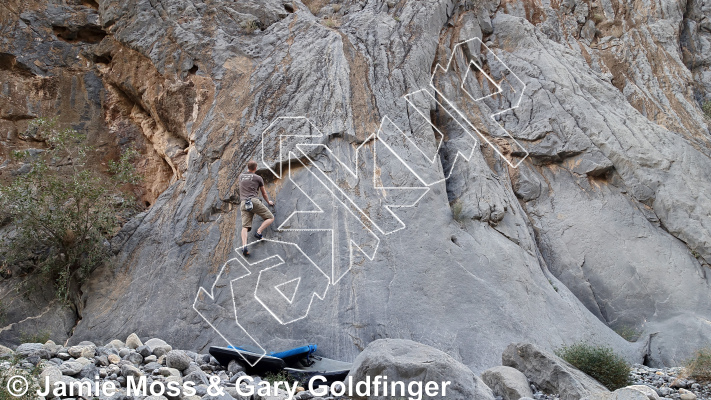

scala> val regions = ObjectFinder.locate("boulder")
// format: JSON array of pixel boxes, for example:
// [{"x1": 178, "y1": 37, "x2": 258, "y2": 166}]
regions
[
  {"x1": 121, "y1": 364, "x2": 144, "y2": 379},
  {"x1": 481, "y1": 366, "x2": 534, "y2": 400},
  {"x1": 59, "y1": 361, "x2": 84, "y2": 376},
  {"x1": 679, "y1": 389, "x2": 697, "y2": 400},
  {"x1": 144, "y1": 338, "x2": 169, "y2": 350},
  {"x1": 184, "y1": 369, "x2": 210, "y2": 386},
  {"x1": 15, "y1": 343, "x2": 49, "y2": 359},
  {"x1": 625, "y1": 385, "x2": 660, "y2": 400},
  {"x1": 166, "y1": 350, "x2": 192, "y2": 371},
  {"x1": 125, "y1": 351, "x2": 143, "y2": 366},
  {"x1": 75, "y1": 356, "x2": 93, "y2": 366},
  {"x1": 68, "y1": 344, "x2": 96, "y2": 359},
  {"x1": 96, "y1": 355, "x2": 110, "y2": 366},
  {"x1": 55, "y1": 375, "x2": 78, "y2": 387},
  {"x1": 107, "y1": 339, "x2": 126, "y2": 350},
  {"x1": 502, "y1": 343, "x2": 609, "y2": 400},
  {"x1": 144, "y1": 361, "x2": 162, "y2": 372},
  {"x1": 43, "y1": 340, "x2": 61, "y2": 355},
  {"x1": 0, "y1": 345, "x2": 14, "y2": 358},
  {"x1": 78, "y1": 363, "x2": 99, "y2": 380},
  {"x1": 126, "y1": 333, "x2": 143, "y2": 349},
  {"x1": 39, "y1": 365, "x2": 62, "y2": 392},
  {"x1": 228, "y1": 360, "x2": 245, "y2": 375},
  {"x1": 153, "y1": 345, "x2": 172, "y2": 357},
  {"x1": 158, "y1": 367, "x2": 182, "y2": 378},
  {"x1": 347, "y1": 339, "x2": 495, "y2": 400},
  {"x1": 587, "y1": 387, "x2": 651, "y2": 400},
  {"x1": 137, "y1": 345, "x2": 152, "y2": 358}
]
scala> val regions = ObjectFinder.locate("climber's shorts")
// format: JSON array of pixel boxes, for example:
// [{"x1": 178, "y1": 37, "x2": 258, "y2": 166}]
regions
[{"x1": 240, "y1": 198, "x2": 273, "y2": 231}]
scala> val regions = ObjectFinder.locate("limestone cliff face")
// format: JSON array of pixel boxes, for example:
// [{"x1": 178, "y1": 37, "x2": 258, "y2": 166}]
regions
[{"x1": 0, "y1": 0, "x2": 709, "y2": 371}]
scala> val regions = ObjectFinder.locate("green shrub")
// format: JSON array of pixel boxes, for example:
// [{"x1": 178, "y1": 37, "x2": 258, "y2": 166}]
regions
[
  {"x1": 262, "y1": 371, "x2": 297, "y2": 386},
  {"x1": 548, "y1": 278, "x2": 559, "y2": 292},
  {"x1": 0, "y1": 366, "x2": 40, "y2": 400},
  {"x1": 240, "y1": 20, "x2": 259, "y2": 34},
  {"x1": 0, "y1": 117, "x2": 140, "y2": 301},
  {"x1": 451, "y1": 199, "x2": 464, "y2": 222},
  {"x1": 685, "y1": 348, "x2": 711, "y2": 382},
  {"x1": 303, "y1": 0, "x2": 326, "y2": 15},
  {"x1": 19, "y1": 330, "x2": 50, "y2": 344},
  {"x1": 556, "y1": 342, "x2": 631, "y2": 390},
  {"x1": 703, "y1": 101, "x2": 711, "y2": 120},
  {"x1": 614, "y1": 325, "x2": 641, "y2": 342}
]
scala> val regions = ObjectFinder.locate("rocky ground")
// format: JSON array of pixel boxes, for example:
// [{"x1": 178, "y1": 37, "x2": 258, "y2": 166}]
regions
[
  {"x1": 523, "y1": 365, "x2": 710, "y2": 400},
  {"x1": 0, "y1": 337, "x2": 708, "y2": 400},
  {"x1": 0, "y1": 335, "x2": 324, "y2": 400},
  {"x1": 628, "y1": 365, "x2": 709, "y2": 400}
]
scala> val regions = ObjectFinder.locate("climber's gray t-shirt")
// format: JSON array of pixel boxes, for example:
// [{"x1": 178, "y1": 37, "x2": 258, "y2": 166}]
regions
[{"x1": 238, "y1": 173, "x2": 264, "y2": 200}]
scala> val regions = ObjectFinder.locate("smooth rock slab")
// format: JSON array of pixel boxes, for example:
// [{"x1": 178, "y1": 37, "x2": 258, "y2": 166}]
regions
[
  {"x1": 347, "y1": 339, "x2": 495, "y2": 400},
  {"x1": 481, "y1": 365, "x2": 534, "y2": 400}
]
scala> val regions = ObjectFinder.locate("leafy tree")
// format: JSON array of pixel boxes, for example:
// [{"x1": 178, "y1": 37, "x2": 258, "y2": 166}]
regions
[{"x1": 0, "y1": 117, "x2": 140, "y2": 302}]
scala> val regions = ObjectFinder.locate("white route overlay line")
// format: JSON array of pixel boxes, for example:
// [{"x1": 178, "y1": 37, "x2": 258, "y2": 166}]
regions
[
  {"x1": 261, "y1": 116, "x2": 323, "y2": 179},
  {"x1": 277, "y1": 152, "x2": 381, "y2": 285},
  {"x1": 295, "y1": 132, "x2": 429, "y2": 236},
  {"x1": 275, "y1": 277, "x2": 300, "y2": 304},
  {"x1": 377, "y1": 110, "x2": 478, "y2": 187},
  {"x1": 193, "y1": 239, "x2": 330, "y2": 367},
  {"x1": 429, "y1": 37, "x2": 529, "y2": 168},
  {"x1": 193, "y1": 255, "x2": 267, "y2": 367},
  {"x1": 196, "y1": 36, "x2": 528, "y2": 363},
  {"x1": 249, "y1": 239, "x2": 330, "y2": 326}
]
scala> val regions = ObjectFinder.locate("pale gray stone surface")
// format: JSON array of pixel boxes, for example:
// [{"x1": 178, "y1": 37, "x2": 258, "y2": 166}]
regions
[
  {"x1": 348, "y1": 339, "x2": 495, "y2": 400},
  {"x1": 0, "y1": 0, "x2": 709, "y2": 372},
  {"x1": 481, "y1": 365, "x2": 534, "y2": 400},
  {"x1": 503, "y1": 342, "x2": 609, "y2": 400}
]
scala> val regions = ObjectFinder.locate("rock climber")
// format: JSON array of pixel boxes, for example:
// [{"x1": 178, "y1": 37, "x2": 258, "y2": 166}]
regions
[{"x1": 238, "y1": 160, "x2": 274, "y2": 256}]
